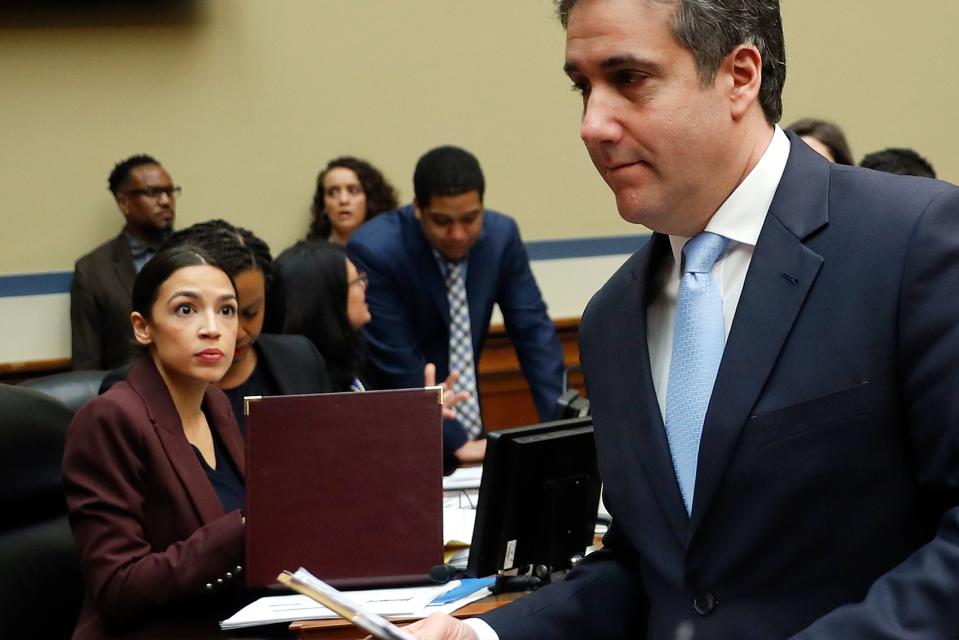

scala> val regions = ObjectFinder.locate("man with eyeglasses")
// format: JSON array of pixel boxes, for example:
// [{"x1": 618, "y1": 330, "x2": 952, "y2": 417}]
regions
[{"x1": 70, "y1": 154, "x2": 180, "y2": 370}]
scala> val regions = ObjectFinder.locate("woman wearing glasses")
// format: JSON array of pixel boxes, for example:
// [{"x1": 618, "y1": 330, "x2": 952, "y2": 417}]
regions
[{"x1": 271, "y1": 240, "x2": 485, "y2": 472}]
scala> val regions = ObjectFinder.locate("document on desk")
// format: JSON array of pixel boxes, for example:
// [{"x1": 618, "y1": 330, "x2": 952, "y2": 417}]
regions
[
  {"x1": 443, "y1": 504, "x2": 477, "y2": 546},
  {"x1": 220, "y1": 574, "x2": 491, "y2": 630},
  {"x1": 443, "y1": 465, "x2": 483, "y2": 490}
]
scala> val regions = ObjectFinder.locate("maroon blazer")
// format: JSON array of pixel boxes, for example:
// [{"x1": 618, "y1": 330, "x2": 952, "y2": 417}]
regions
[{"x1": 63, "y1": 358, "x2": 246, "y2": 639}]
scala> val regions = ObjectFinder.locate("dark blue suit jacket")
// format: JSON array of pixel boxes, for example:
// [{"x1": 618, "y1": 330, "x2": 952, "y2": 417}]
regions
[
  {"x1": 347, "y1": 205, "x2": 564, "y2": 422},
  {"x1": 482, "y1": 134, "x2": 959, "y2": 638}
]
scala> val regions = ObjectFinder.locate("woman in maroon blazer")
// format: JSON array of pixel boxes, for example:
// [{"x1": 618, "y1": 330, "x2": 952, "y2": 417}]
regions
[{"x1": 63, "y1": 245, "x2": 247, "y2": 639}]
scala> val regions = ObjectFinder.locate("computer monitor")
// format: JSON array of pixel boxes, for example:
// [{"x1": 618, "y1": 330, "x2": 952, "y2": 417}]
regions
[{"x1": 465, "y1": 417, "x2": 601, "y2": 578}]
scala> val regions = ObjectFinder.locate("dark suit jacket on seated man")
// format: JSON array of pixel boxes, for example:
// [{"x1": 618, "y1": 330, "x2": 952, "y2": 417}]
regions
[
  {"x1": 70, "y1": 154, "x2": 178, "y2": 370},
  {"x1": 406, "y1": 1, "x2": 959, "y2": 639},
  {"x1": 347, "y1": 146, "x2": 564, "y2": 435}
]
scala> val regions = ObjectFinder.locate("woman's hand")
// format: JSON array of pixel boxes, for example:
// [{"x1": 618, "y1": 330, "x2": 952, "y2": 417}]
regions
[{"x1": 424, "y1": 363, "x2": 471, "y2": 420}]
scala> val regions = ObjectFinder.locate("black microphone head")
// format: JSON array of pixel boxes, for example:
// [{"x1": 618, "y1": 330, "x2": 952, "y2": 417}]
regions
[{"x1": 429, "y1": 563, "x2": 459, "y2": 583}]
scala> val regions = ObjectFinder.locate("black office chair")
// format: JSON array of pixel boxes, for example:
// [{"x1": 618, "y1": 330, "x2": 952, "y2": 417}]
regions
[
  {"x1": 19, "y1": 369, "x2": 109, "y2": 414},
  {"x1": 0, "y1": 384, "x2": 83, "y2": 639}
]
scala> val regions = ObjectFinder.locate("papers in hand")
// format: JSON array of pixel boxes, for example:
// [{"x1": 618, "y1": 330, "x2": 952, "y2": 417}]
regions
[
  {"x1": 277, "y1": 569, "x2": 417, "y2": 640},
  {"x1": 220, "y1": 568, "x2": 492, "y2": 631}
]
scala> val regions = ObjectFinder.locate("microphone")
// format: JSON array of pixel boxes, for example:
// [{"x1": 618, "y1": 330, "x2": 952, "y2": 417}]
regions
[{"x1": 429, "y1": 563, "x2": 465, "y2": 584}]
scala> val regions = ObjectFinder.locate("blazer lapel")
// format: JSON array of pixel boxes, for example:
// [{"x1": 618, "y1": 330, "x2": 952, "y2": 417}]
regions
[
  {"x1": 111, "y1": 232, "x2": 136, "y2": 295},
  {"x1": 464, "y1": 222, "x2": 492, "y2": 348},
  {"x1": 689, "y1": 142, "x2": 829, "y2": 535},
  {"x1": 404, "y1": 209, "x2": 449, "y2": 325},
  {"x1": 129, "y1": 360, "x2": 227, "y2": 524},
  {"x1": 207, "y1": 390, "x2": 246, "y2": 482},
  {"x1": 622, "y1": 234, "x2": 692, "y2": 545}
]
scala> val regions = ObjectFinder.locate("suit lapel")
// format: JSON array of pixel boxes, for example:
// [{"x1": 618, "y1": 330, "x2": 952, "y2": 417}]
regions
[
  {"x1": 404, "y1": 209, "x2": 449, "y2": 325},
  {"x1": 111, "y1": 232, "x2": 136, "y2": 295},
  {"x1": 689, "y1": 141, "x2": 829, "y2": 535},
  {"x1": 464, "y1": 222, "x2": 492, "y2": 349},
  {"x1": 623, "y1": 234, "x2": 692, "y2": 544},
  {"x1": 129, "y1": 360, "x2": 227, "y2": 524}
]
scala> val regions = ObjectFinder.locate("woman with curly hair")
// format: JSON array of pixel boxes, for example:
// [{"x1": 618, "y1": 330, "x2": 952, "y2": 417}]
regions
[{"x1": 306, "y1": 156, "x2": 399, "y2": 245}]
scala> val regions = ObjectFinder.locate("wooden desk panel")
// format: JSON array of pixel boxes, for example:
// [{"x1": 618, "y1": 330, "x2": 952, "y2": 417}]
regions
[
  {"x1": 477, "y1": 317, "x2": 584, "y2": 432},
  {"x1": 1, "y1": 319, "x2": 586, "y2": 430}
]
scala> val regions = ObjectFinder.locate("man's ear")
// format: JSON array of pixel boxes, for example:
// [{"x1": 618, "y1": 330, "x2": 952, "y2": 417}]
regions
[
  {"x1": 413, "y1": 198, "x2": 423, "y2": 221},
  {"x1": 131, "y1": 312, "x2": 153, "y2": 346},
  {"x1": 116, "y1": 193, "x2": 133, "y2": 218},
  {"x1": 726, "y1": 44, "x2": 763, "y2": 121}
]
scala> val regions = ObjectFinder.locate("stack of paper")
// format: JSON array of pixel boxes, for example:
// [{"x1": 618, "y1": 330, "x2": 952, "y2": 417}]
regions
[{"x1": 220, "y1": 580, "x2": 492, "y2": 630}]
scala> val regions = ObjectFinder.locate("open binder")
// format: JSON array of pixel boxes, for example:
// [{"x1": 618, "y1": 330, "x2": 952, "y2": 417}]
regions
[{"x1": 243, "y1": 388, "x2": 444, "y2": 587}]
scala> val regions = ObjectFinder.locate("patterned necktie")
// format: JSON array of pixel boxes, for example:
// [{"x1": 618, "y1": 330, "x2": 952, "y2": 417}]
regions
[
  {"x1": 664, "y1": 232, "x2": 730, "y2": 514},
  {"x1": 446, "y1": 261, "x2": 483, "y2": 438}
]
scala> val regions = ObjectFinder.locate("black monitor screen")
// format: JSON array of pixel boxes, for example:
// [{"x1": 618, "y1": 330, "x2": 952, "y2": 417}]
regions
[{"x1": 466, "y1": 417, "x2": 601, "y2": 578}]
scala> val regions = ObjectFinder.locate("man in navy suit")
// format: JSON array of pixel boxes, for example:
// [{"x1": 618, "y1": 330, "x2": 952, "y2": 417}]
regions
[
  {"x1": 407, "y1": 0, "x2": 959, "y2": 639},
  {"x1": 347, "y1": 146, "x2": 564, "y2": 433}
]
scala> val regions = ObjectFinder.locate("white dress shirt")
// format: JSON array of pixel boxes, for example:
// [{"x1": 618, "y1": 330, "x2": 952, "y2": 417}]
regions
[
  {"x1": 647, "y1": 126, "x2": 789, "y2": 418},
  {"x1": 463, "y1": 126, "x2": 791, "y2": 640}
]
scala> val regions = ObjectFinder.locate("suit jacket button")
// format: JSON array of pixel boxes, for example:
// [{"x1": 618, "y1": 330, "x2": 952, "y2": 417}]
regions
[
  {"x1": 216, "y1": 578, "x2": 224, "y2": 586},
  {"x1": 235, "y1": 565, "x2": 243, "y2": 573},
  {"x1": 693, "y1": 592, "x2": 717, "y2": 616},
  {"x1": 205, "y1": 583, "x2": 214, "y2": 591},
  {"x1": 225, "y1": 572, "x2": 233, "y2": 579}
]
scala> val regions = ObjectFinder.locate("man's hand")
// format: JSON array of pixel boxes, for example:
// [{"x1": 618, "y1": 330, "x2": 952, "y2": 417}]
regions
[
  {"x1": 400, "y1": 613, "x2": 479, "y2": 639},
  {"x1": 454, "y1": 438, "x2": 487, "y2": 464},
  {"x1": 424, "y1": 363, "x2": 471, "y2": 420}
]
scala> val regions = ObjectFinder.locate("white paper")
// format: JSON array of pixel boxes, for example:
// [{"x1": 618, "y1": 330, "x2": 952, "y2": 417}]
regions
[
  {"x1": 442, "y1": 465, "x2": 483, "y2": 490},
  {"x1": 220, "y1": 582, "x2": 491, "y2": 630},
  {"x1": 443, "y1": 506, "x2": 477, "y2": 546}
]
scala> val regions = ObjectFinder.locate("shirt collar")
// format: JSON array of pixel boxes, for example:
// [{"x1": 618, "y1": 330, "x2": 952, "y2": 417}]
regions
[
  {"x1": 125, "y1": 230, "x2": 158, "y2": 259},
  {"x1": 668, "y1": 125, "x2": 791, "y2": 263},
  {"x1": 433, "y1": 249, "x2": 467, "y2": 277}
]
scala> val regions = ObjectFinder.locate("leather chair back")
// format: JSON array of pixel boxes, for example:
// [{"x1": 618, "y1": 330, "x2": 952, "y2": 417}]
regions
[
  {"x1": 0, "y1": 384, "x2": 83, "y2": 639},
  {"x1": 19, "y1": 369, "x2": 109, "y2": 414}
]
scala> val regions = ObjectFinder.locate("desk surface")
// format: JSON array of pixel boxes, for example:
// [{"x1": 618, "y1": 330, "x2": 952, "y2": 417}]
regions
[{"x1": 288, "y1": 591, "x2": 521, "y2": 639}]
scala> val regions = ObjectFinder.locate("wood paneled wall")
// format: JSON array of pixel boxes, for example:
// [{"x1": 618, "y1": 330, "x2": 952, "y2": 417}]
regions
[{"x1": 1, "y1": 319, "x2": 586, "y2": 433}]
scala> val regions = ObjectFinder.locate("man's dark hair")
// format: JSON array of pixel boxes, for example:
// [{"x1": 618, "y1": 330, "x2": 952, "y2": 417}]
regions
[
  {"x1": 108, "y1": 154, "x2": 161, "y2": 196},
  {"x1": 161, "y1": 219, "x2": 274, "y2": 291},
  {"x1": 555, "y1": 0, "x2": 786, "y2": 124},
  {"x1": 307, "y1": 156, "x2": 399, "y2": 241},
  {"x1": 786, "y1": 118, "x2": 854, "y2": 166},
  {"x1": 413, "y1": 146, "x2": 485, "y2": 208},
  {"x1": 860, "y1": 148, "x2": 936, "y2": 179}
]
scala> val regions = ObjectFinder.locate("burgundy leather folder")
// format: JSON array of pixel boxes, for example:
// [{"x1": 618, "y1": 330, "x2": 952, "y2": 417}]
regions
[{"x1": 243, "y1": 388, "x2": 444, "y2": 588}]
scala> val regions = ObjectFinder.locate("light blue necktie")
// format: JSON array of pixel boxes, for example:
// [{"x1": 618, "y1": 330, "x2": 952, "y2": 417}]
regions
[
  {"x1": 446, "y1": 261, "x2": 483, "y2": 438},
  {"x1": 664, "y1": 232, "x2": 730, "y2": 515}
]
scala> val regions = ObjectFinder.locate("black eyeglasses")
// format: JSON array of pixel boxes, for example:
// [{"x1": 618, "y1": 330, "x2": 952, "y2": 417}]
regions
[
  {"x1": 349, "y1": 271, "x2": 369, "y2": 287},
  {"x1": 125, "y1": 185, "x2": 182, "y2": 199}
]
